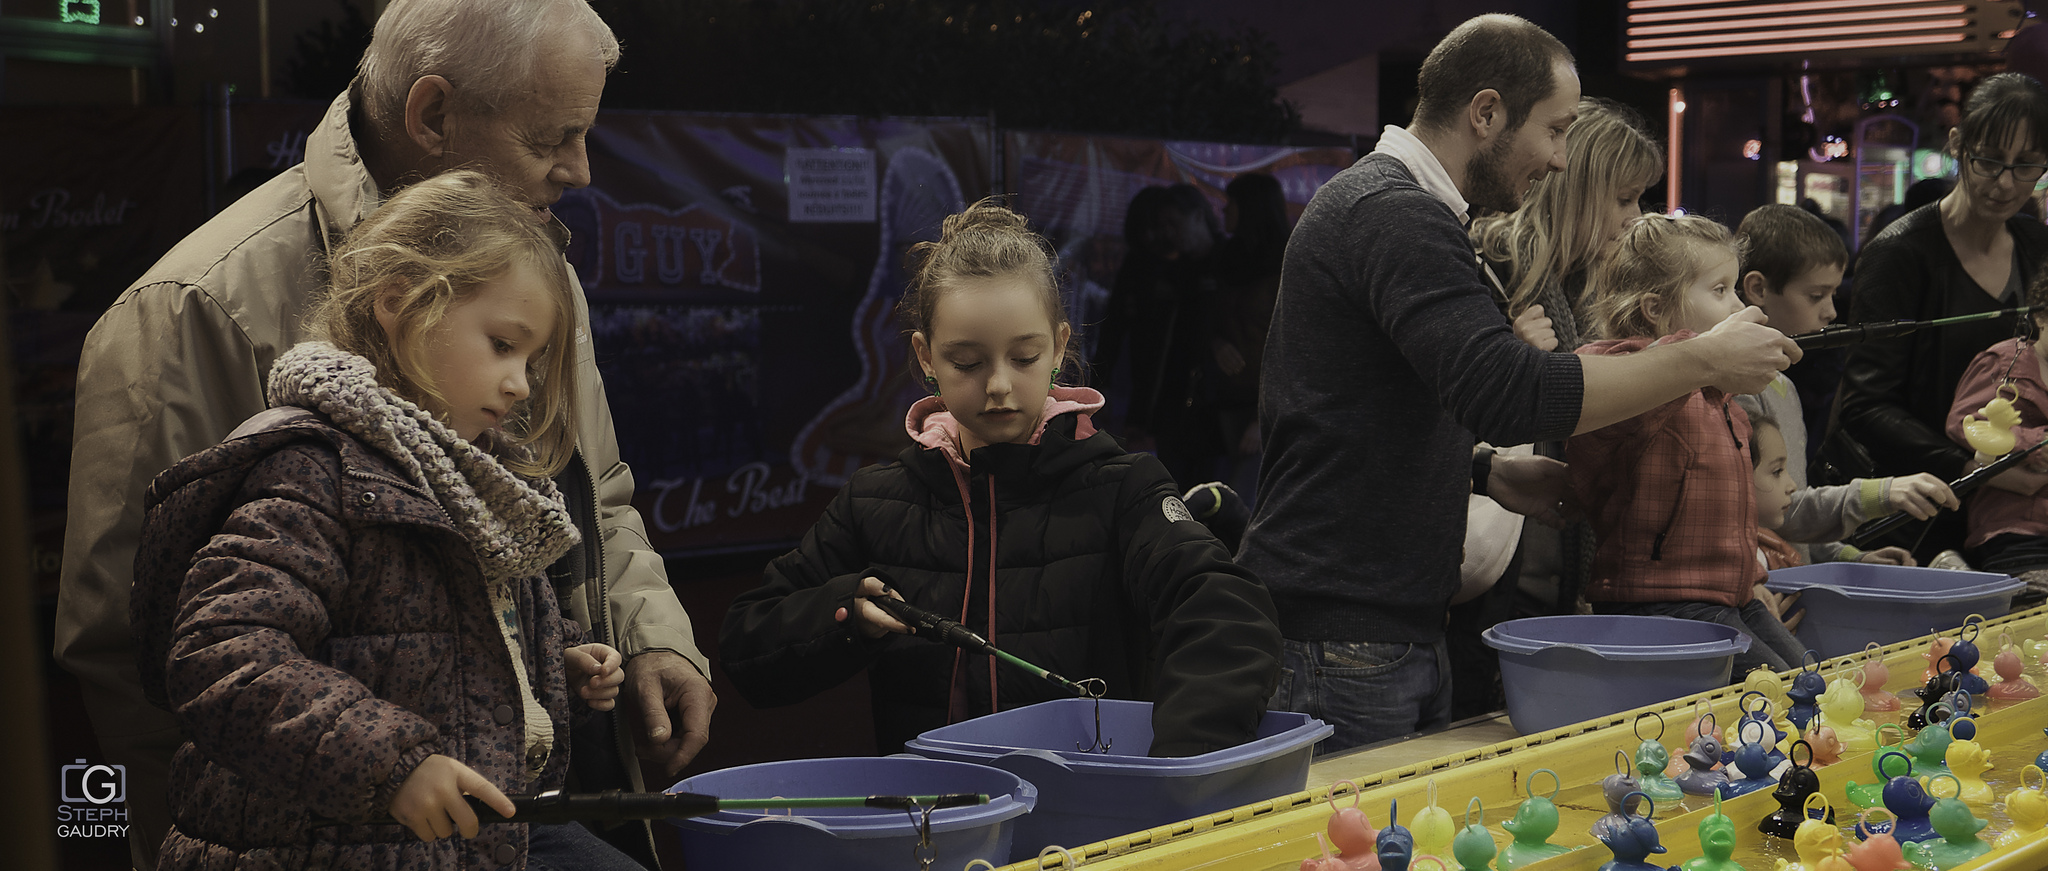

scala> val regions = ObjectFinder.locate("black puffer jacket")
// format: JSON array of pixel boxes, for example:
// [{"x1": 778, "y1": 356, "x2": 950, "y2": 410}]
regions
[
  {"x1": 721, "y1": 392, "x2": 1281, "y2": 757},
  {"x1": 1837, "y1": 203, "x2": 2048, "y2": 481}
]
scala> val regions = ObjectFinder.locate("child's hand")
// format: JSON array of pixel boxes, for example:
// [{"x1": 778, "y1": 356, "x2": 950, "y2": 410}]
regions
[
  {"x1": 1512, "y1": 304, "x2": 1559, "y2": 351},
  {"x1": 1886, "y1": 473, "x2": 1959, "y2": 520},
  {"x1": 1754, "y1": 585, "x2": 1804, "y2": 632},
  {"x1": 565, "y1": 643, "x2": 625, "y2": 711},
  {"x1": 389, "y1": 754, "x2": 515, "y2": 842},
  {"x1": 834, "y1": 576, "x2": 912, "y2": 639},
  {"x1": 1857, "y1": 547, "x2": 1916, "y2": 566}
]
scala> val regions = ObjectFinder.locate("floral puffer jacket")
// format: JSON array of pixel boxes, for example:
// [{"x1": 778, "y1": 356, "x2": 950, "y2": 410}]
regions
[{"x1": 131, "y1": 410, "x2": 582, "y2": 870}]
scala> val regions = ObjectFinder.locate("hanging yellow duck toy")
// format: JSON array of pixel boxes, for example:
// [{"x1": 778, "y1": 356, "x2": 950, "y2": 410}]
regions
[{"x1": 1962, "y1": 386, "x2": 2024, "y2": 464}]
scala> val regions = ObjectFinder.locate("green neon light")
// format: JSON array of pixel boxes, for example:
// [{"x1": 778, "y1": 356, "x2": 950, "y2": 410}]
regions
[{"x1": 59, "y1": 0, "x2": 101, "y2": 25}]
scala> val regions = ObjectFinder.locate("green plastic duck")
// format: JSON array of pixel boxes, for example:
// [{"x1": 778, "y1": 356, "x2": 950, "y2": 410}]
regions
[
  {"x1": 1498, "y1": 769, "x2": 1572, "y2": 871},
  {"x1": 1900, "y1": 775, "x2": 1991, "y2": 869},
  {"x1": 1451, "y1": 797, "x2": 1497, "y2": 871},
  {"x1": 1679, "y1": 792, "x2": 1746, "y2": 871}
]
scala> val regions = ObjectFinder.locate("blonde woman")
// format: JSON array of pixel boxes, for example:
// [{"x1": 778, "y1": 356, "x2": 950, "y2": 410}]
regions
[{"x1": 1473, "y1": 97, "x2": 1664, "y2": 352}]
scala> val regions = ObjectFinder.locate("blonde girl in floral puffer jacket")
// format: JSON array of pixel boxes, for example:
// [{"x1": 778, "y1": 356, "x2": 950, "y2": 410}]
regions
[{"x1": 131, "y1": 171, "x2": 632, "y2": 870}]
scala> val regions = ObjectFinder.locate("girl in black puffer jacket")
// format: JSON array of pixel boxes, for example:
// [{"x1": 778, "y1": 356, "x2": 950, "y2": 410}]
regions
[{"x1": 722, "y1": 199, "x2": 1282, "y2": 757}]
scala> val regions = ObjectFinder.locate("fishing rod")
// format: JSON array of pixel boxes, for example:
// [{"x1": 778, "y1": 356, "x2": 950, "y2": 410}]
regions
[
  {"x1": 869, "y1": 594, "x2": 1101, "y2": 699},
  {"x1": 317, "y1": 789, "x2": 988, "y2": 827},
  {"x1": 1790, "y1": 306, "x2": 2044, "y2": 351},
  {"x1": 1843, "y1": 435, "x2": 2048, "y2": 549}
]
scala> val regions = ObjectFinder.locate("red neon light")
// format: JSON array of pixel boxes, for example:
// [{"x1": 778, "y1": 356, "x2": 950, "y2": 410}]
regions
[
  {"x1": 1628, "y1": 5, "x2": 1967, "y2": 35},
  {"x1": 1628, "y1": 0, "x2": 1936, "y2": 11},
  {"x1": 1626, "y1": 32, "x2": 1966, "y2": 61},
  {"x1": 1668, "y1": 88, "x2": 1683, "y2": 212},
  {"x1": 1628, "y1": 19, "x2": 1968, "y2": 49},
  {"x1": 1628, "y1": 0, "x2": 1960, "y2": 25}
]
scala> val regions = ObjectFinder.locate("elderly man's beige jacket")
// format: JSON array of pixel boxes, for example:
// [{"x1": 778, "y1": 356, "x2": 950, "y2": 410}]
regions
[{"x1": 56, "y1": 90, "x2": 708, "y2": 814}]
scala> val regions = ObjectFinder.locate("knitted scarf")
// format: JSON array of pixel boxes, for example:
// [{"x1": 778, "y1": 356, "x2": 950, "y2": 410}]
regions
[{"x1": 267, "y1": 341, "x2": 577, "y2": 777}]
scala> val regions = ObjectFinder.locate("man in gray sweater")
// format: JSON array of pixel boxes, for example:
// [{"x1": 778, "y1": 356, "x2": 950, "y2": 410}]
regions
[{"x1": 1240, "y1": 14, "x2": 1801, "y2": 754}]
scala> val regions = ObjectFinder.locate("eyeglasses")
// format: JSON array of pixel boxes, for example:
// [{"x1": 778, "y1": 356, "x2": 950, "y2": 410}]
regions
[{"x1": 1967, "y1": 154, "x2": 2048, "y2": 184}]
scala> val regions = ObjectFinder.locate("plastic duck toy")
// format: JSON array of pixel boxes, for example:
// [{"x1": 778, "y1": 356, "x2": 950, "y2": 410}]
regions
[
  {"x1": 1933, "y1": 730, "x2": 1993, "y2": 806},
  {"x1": 1806, "y1": 720, "x2": 1845, "y2": 768},
  {"x1": 1962, "y1": 389, "x2": 2022, "y2": 463},
  {"x1": 1900, "y1": 774, "x2": 1992, "y2": 869},
  {"x1": 1679, "y1": 792, "x2": 1746, "y2": 871},
  {"x1": 2036, "y1": 727, "x2": 2048, "y2": 774},
  {"x1": 1905, "y1": 661, "x2": 1965, "y2": 731},
  {"x1": 1761, "y1": 741, "x2": 1832, "y2": 839},
  {"x1": 1843, "y1": 809, "x2": 1912, "y2": 871},
  {"x1": 1302, "y1": 832, "x2": 1361, "y2": 871},
  {"x1": 1786, "y1": 653, "x2": 1826, "y2": 733},
  {"x1": 1820, "y1": 670, "x2": 1877, "y2": 752},
  {"x1": 1498, "y1": 769, "x2": 1572, "y2": 871},
  {"x1": 1594, "y1": 751, "x2": 1646, "y2": 841},
  {"x1": 1595, "y1": 793, "x2": 1669, "y2": 871},
  {"x1": 1409, "y1": 780, "x2": 1455, "y2": 863},
  {"x1": 1744, "y1": 665, "x2": 1791, "y2": 714},
  {"x1": 1677, "y1": 720, "x2": 1734, "y2": 798},
  {"x1": 1775, "y1": 794, "x2": 1850, "y2": 871},
  {"x1": 1449, "y1": 797, "x2": 1495, "y2": 871},
  {"x1": 1921, "y1": 635, "x2": 1957, "y2": 684},
  {"x1": 1634, "y1": 713, "x2": 1684, "y2": 801},
  {"x1": 1314, "y1": 780, "x2": 1378, "y2": 871},
  {"x1": 1904, "y1": 711, "x2": 1973, "y2": 779},
  {"x1": 1719, "y1": 722, "x2": 1782, "y2": 799},
  {"x1": 1861, "y1": 643, "x2": 1902, "y2": 713},
  {"x1": 1724, "y1": 692, "x2": 1790, "y2": 772},
  {"x1": 1944, "y1": 619, "x2": 1991, "y2": 695},
  {"x1": 1847, "y1": 748, "x2": 1914, "y2": 810},
  {"x1": 1377, "y1": 801, "x2": 1414, "y2": 871},
  {"x1": 1995, "y1": 765, "x2": 2048, "y2": 847},
  {"x1": 1854, "y1": 771, "x2": 1938, "y2": 845},
  {"x1": 1989, "y1": 644, "x2": 2040, "y2": 700}
]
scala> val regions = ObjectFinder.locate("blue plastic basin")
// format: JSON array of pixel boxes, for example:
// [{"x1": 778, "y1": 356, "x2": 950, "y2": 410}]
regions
[
  {"x1": 904, "y1": 698, "x2": 1330, "y2": 860},
  {"x1": 665, "y1": 756, "x2": 1036, "y2": 871},
  {"x1": 1764, "y1": 563, "x2": 2023, "y2": 658},
  {"x1": 1483, "y1": 615, "x2": 1751, "y2": 735}
]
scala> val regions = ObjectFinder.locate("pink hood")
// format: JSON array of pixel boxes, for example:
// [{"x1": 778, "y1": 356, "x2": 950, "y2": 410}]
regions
[{"x1": 904, "y1": 386, "x2": 1106, "y2": 473}]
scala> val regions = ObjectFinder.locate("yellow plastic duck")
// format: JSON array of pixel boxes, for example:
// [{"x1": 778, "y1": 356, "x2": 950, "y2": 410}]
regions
[
  {"x1": 1926, "y1": 740, "x2": 1995, "y2": 806},
  {"x1": 1996, "y1": 766, "x2": 2048, "y2": 847},
  {"x1": 1777, "y1": 794, "x2": 1852, "y2": 871},
  {"x1": 1410, "y1": 779, "x2": 1455, "y2": 862},
  {"x1": 1963, "y1": 392, "x2": 2023, "y2": 463},
  {"x1": 1819, "y1": 673, "x2": 1876, "y2": 752}
]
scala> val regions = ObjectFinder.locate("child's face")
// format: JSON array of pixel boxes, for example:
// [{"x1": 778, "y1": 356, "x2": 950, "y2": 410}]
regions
[
  {"x1": 1668, "y1": 248, "x2": 1745, "y2": 335},
  {"x1": 914, "y1": 276, "x2": 1072, "y2": 453},
  {"x1": 1748, "y1": 263, "x2": 1843, "y2": 336},
  {"x1": 1595, "y1": 181, "x2": 1649, "y2": 260},
  {"x1": 386, "y1": 260, "x2": 561, "y2": 442},
  {"x1": 1751, "y1": 422, "x2": 1797, "y2": 530}
]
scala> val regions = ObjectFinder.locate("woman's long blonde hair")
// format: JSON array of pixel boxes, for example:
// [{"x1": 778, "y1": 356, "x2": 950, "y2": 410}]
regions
[
  {"x1": 1583, "y1": 213, "x2": 1742, "y2": 341},
  {"x1": 311, "y1": 170, "x2": 579, "y2": 477},
  {"x1": 1471, "y1": 97, "x2": 1663, "y2": 316}
]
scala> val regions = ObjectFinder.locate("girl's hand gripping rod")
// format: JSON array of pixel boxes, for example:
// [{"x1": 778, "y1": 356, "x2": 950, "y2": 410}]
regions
[
  {"x1": 1790, "y1": 306, "x2": 2044, "y2": 351},
  {"x1": 316, "y1": 790, "x2": 988, "y2": 827},
  {"x1": 1843, "y1": 435, "x2": 2048, "y2": 549},
  {"x1": 868, "y1": 594, "x2": 1101, "y2": 698}
]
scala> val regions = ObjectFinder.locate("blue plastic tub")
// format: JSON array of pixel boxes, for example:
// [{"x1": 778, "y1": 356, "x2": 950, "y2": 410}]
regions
[
  {"x1": 1483, "y1": 615, "x2": 1751, "y2": 735},
  {"x1": 665, "y1": 756, "x2": 1036, "y2": 871},
  {"x1": 904, "y1": 698, "x2": 1331, "y2": 860},
  {"x1": 1764, "y1": 563, "x2": 2024, "y2": 658}
]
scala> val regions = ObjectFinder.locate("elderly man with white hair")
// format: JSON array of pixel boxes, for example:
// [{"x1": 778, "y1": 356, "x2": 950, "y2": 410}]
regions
[{"x1": 56, "y1": 1, "x2": 712, "y2": 867}]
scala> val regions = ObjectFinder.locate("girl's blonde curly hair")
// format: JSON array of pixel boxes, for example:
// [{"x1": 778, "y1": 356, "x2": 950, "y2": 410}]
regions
[{"x1": 1583, "y1": 213, "x2": 1744, "y2": 341}]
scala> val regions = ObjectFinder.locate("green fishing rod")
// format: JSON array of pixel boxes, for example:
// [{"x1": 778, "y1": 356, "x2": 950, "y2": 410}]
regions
[
  {"x1": 869, "y1": 595, "x2": 1101, "y2": 698},
  {"x1": 317, "y1": 789, "x2": 988, "y2": 827},
  {"x1": 1790, "y1": 305, "x2": 2044, "y2": 350}
]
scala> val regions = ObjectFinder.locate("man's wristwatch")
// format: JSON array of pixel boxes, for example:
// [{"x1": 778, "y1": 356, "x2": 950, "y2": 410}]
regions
[{"x1": 1472, "y1": 445, "x2": 1497, "y2": 497}]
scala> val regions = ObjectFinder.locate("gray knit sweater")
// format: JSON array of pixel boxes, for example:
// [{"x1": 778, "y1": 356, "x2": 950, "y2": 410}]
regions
[{"x1": 1238, "y1": 154, "x2": 1584, "y2": 643}]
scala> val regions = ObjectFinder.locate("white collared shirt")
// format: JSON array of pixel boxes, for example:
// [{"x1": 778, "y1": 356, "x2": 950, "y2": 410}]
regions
[{"x1": 1371, "y1": 124, "x2": 1470, "y2": 226}]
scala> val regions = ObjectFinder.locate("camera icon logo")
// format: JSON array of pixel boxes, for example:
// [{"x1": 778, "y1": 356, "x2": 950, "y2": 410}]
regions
[{"x1": 59, "y1": 759, "x2": 125, "y2": 805}]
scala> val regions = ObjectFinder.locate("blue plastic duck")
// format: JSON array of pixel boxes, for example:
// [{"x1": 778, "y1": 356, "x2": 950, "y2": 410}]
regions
[
  {"x1": 1946, "y1": 623, "x2": 1991, "y2": 696},
  {"x1": 1853, "y1": 774, "x2": 1938, "y2": 845},
  {"x1": 1786, "y1": 661, "x2": 1825, "y2": 734},
  {"x1": 1377, "y1": 800, "x2": 1414, "y2": 871},
  {"x1": 1719, "y1": 731, "x2": 1780, "y2": 799},
  {"x1": 1596, "y1": 793, "x2": 1671, "y2": 871}
]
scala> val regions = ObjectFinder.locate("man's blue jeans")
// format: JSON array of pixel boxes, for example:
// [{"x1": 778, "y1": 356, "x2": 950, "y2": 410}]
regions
[
  {"x1": 529, "y1": 822, "x2": 649, "y2": 871},
  {"x1": 1268, "y1": 638, "x2": 1453, "y2": 757}
]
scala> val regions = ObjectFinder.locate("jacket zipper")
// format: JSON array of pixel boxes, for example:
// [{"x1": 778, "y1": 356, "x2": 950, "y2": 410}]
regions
[{"x1": 342, "y1": 466, "x2": 454, "y2": 527}]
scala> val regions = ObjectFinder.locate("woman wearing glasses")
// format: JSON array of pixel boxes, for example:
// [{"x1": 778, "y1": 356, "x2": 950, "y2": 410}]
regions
[{"x1": 1832, "y1": 72, "x2": 2048, "y2": 562}]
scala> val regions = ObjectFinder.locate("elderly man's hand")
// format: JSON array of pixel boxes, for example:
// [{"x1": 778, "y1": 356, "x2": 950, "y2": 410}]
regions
[{"x1": 625, "y1": 649, "x2": 717, "y2": 777}]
